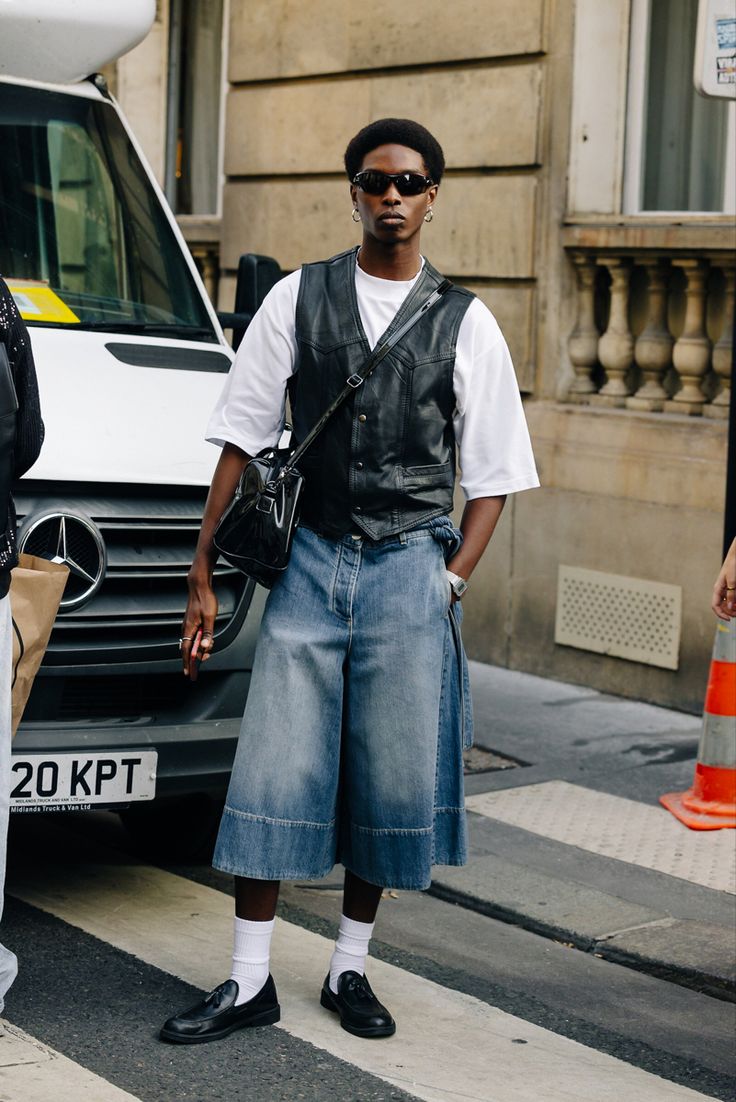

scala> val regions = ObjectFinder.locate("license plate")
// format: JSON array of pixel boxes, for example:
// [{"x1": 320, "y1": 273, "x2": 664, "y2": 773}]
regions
[{"x1": 9, "y1": 751, "x2": 157, "y2": 812}]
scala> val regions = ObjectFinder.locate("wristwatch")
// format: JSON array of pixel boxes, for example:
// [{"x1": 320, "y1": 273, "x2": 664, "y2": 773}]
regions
[{"x1": 446, "y1": 570, "x2": 468, "y2": 599}]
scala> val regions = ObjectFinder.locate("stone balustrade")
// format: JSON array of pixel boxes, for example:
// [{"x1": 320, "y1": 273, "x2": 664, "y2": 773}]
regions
[{"x1": 564, "y1": 237, "x2": 734, "y2": 418}]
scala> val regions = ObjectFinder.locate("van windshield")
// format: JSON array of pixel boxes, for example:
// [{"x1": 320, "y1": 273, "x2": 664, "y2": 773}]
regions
[{"x1": 0, "y1": 82, "x2": 216, "y2": 339}]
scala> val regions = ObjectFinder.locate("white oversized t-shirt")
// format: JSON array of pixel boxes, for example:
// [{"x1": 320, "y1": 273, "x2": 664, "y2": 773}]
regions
[{"x1": 207, "y1": 259, "x2": 539, "y2": 501}]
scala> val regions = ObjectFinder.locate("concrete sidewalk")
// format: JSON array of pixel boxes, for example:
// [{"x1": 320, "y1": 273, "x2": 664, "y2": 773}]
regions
[
  {"x1": 0, "y1": 1020, "x2": 140, "y2": 1101},
  {"x1": 432, "y1": 662, "x2": 736, "y2": 1002}
]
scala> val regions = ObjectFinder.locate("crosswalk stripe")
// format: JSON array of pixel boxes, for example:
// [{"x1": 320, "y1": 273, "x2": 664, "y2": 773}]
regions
[
  {"x1": 465, "y1": 781, "x2": 736, "y2": 894},
  {"x1": 7, "y1": 853, "x2": 718, "y2": 1102},
  {"x1": 0, "y1": 1019, "x2": 142, "y2": 1101}
]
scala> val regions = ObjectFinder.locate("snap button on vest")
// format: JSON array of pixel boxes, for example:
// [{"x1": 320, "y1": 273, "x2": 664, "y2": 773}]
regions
[{"x1": 358, "y1": 414, "x2": 367, "y2": 423}]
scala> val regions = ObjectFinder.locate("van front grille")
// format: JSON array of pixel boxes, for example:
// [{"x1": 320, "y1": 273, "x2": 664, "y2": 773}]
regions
[{"x1": 15, "y1": 483, "x2": 252, "y2": 666}]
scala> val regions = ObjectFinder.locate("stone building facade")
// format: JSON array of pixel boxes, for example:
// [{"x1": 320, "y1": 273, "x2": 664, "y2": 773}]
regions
[{"x1": 114, "y1": 0, "x2": 734, "y2": 713}]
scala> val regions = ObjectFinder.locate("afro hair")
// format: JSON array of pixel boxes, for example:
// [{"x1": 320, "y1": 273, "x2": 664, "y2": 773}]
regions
[{"x1": 344, "y1": 118, "x2": 445, "y2": 185}]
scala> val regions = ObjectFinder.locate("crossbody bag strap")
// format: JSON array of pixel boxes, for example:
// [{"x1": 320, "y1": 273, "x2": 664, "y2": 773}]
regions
[{"x1": 282, "y1": 278, "x2": 452, "y2": 475}]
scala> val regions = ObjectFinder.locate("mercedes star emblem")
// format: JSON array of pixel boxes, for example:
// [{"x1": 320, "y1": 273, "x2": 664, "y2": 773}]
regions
[{"x1": 19, "y1": 512, "x2": 106, "y2": 611}]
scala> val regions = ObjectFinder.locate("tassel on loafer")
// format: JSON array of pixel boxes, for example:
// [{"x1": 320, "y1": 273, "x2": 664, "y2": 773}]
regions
[
  {"x1": 320, "y1": 970, "x2": 396, "y2": 1038},
  {"x1": 160, "y1": 975, "x2": 280, "y2": 1044}
]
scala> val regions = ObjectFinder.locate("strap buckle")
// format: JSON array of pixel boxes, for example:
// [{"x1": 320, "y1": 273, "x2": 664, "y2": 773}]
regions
[{"x1": 346, "y1": 374, "x2": 363, "y2": 388}]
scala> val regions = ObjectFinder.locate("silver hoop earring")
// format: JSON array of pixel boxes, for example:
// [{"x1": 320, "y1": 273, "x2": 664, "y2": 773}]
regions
[
  {"x1": 352, "y1": 208, "x2": 361, "y2": 223},
  {"x1": 424, "y1": 208, "x2": 434, "y2": 223}
]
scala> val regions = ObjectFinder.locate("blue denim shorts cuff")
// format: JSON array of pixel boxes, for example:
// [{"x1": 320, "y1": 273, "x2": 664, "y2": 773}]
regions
[
  {"x1": 431, "y1": 807, "x2": 468, "y2": 868},
  {"x1": 340, "y1": 860, "x2": 433, "y2": 892},
  {"x1": 212, "y1": 859, "x2": 337, "y2": 882},
  {"x1": 213, "y1": 805, "x2": 338, "y2": 880},
  {"x1": 221, "y1": 805, "x2": 336, "y2": 831},
  {"x1": 351, "y1": 822, "x2": 434, "y2": 837}
]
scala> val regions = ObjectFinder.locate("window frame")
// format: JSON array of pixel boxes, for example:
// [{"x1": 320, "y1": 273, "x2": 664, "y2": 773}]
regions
[
  {"x1": 164, "y1": 0, "x2": 229, "y2": 217},
  {"x1": 622, "y1": 0, "x2": 736, "y2": 217}
]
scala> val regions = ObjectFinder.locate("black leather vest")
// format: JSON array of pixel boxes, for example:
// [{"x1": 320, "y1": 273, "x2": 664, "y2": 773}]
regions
[{"x1": 292, "y1": 248, "x2": 474, "y2": 539}]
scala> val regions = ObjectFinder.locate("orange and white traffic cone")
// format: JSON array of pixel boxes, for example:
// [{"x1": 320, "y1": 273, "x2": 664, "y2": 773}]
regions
[{"x1": 660, "y1": 617, "x2": 736, "y2": 830}]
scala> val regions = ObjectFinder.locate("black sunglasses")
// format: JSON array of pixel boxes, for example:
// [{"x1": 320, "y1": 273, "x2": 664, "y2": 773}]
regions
[{"x1": 352, "y1": 170, "x2": 434, "y2": 196}]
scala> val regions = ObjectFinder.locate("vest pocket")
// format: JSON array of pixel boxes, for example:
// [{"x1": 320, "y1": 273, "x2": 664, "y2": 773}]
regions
[
  {"x1": 297, "y1": 334, "x2": 363, "y2": 356},
  {"x1": 399, "y1": 460, "x2": 454, "y2": 491}
]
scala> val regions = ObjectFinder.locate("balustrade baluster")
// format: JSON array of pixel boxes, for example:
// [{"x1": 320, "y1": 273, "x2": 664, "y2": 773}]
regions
[
  {"x1": 627, "y1": 260, "x2": 672, "y2": 412},
  {"x1": 705, "y1": 264, "x2": 734, "y2": 420},
  {"x1": 567, "y1": 254, "x2": 599, "y2": 401},
  {"x1": 666, "y1": 259, "x2": 710, "y2": 415},
  {"x1": 595, "y1": 258, "x2": 634, "y2": 407}
]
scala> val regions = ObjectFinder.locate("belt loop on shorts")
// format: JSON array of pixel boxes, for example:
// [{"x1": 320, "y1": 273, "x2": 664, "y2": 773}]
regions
[{"x1": 399, "y1": 532, "x2": 407, "y2": 545}]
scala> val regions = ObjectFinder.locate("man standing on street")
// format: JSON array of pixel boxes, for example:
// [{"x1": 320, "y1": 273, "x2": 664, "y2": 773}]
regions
[
  {"x1": 0, "y1": 275, "x2": 44, "y2": 1014},
  {"x1": 161, "y1": 119, "x2": 538, "y2": 1043}
]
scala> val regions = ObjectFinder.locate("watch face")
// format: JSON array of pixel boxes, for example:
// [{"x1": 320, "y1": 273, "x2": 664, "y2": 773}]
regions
[{"x1": 448, "y1": 573, "x2": 468, "y2": 597}]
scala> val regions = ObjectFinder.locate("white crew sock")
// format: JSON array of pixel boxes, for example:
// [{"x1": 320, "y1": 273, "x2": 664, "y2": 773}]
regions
[
  {"x1": 329, "y1": 914, "x2": 375, "y2": 994},
  {"x1": 230, "y1": 916, "x2": 274, "y2": 1006}
]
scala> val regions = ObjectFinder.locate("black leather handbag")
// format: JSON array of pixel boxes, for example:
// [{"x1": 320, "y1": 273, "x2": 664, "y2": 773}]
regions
[
  {"x1": 213, "y1": 444, "x2": 303, "y2": 587},
  {"x1": 213, "y1": 278, "x2": 452, "y2": 587}
]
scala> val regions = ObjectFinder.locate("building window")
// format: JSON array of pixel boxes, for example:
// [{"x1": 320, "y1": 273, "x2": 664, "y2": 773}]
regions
[
  {"x1": 165, "y1": 0, "x2": 224, "y2": 215},
  {"x1": 624, "y1": 0, "x2": 735, "y2": 213}
]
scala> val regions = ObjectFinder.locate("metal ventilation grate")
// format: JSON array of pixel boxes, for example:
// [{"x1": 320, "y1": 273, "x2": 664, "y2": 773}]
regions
[{"x1": 555, "y1": 565, "x2": 681, "y2": 670}]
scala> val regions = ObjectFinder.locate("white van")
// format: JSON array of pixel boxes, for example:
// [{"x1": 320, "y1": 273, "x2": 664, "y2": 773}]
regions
[{"x1": 1, "y1": 1, "x2": 266, "y2": 855}]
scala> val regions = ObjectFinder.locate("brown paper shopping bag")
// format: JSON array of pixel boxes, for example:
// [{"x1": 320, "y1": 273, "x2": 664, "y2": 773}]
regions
[{"x1": 9, "y1": 553, "x2": 69, "y2": 737}]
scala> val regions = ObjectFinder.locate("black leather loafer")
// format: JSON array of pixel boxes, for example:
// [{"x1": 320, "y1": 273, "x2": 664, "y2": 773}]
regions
[
  {"x1": 320, "y1": 971, "x2": 395, "y2": 1038},
  {"x1": 160, "y1": 975, "x2": 280, "y2": 1044}
]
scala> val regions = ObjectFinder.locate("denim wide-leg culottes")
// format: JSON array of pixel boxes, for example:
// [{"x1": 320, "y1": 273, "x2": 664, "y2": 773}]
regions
[{"x1": 213, "y1": 517, "x2": 469, "y2": 891}]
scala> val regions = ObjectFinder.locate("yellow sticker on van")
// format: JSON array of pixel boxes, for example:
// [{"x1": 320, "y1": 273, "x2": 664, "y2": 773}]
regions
[{"x1": 7, "y1": 281, "x2": 80, "y2": 324}]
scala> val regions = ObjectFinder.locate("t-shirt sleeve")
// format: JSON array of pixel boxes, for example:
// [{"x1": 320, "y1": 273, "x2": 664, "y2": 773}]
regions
[
  {"x1": 453, "y1": 298, "x2": 540, "y2": 500},
  {"x1": 205, "y1": 270, "x2": 301, "y2": 455}
]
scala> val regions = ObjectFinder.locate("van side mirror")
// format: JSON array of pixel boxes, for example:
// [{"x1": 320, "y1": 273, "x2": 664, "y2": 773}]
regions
[{"x1": 217, "y1": 254, "x2": 284, "y2": 351}]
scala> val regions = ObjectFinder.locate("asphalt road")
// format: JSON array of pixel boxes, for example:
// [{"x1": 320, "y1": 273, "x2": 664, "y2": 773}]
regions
[{"x1": 2, "y1": 807, "x2": 734, "y2": 1102}]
